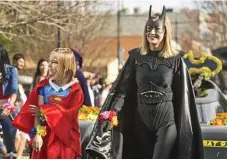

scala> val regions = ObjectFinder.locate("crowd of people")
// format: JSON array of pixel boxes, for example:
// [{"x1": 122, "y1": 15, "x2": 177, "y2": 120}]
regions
[{"x1": 0, "y1": 4, "x2": 207, "y2": 159}]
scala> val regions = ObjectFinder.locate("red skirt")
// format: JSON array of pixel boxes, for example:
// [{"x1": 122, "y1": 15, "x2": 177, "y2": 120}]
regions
[{"x1": 31, "y1": 124, "x2": 79, "y2": 159}]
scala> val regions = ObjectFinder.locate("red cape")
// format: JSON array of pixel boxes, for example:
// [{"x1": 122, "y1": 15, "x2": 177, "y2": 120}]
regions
[{"x1": 13, "y1": 79, "x2": 84, "y2": 157}]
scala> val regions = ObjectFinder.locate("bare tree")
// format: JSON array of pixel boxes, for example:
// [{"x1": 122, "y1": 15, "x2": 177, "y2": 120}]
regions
[
  {"x1": 178, "y1": 8, "x2": 200, "y2": 52},
  {"x1": 0, "y1": 1, "x2": 77, "y2": 40},
  {"x1": 0, "y1": 1, "x2": 115, "y2": 61},
  {"x1": 179, "y1": 1, "x2": 227, "y2": 52},
  {"x1": 195, "y1": 1, "x2": 227, "y2": 50},
  {"x1": 179, "y1": 1, "x2": 227, "y2": 91},
  {"x1": 197, "y1": 1, "x2": 227, "y2": 91}
]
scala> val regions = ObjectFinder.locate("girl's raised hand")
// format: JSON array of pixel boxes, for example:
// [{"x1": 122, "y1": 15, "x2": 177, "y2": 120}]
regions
[{"x1": 29, "y1": 105, "x2": 40, "y2": 116}]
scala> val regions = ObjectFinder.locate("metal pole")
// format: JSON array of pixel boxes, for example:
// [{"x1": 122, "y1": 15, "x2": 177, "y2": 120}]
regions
[
  {"x1": 175, "y1": 13, "x2": 178, "y2": 45},
  {"x1": 117, "y1": 0, "x2": 120, "y2": 70},
  {"x1": 57, "y1": 1, "x2": 61, "y2": 48}
]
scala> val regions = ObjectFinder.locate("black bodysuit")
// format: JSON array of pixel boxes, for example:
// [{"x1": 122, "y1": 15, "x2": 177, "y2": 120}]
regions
[
  {"x1": 136, "y1": 50, "x2": 177, "y2": 130},
  {"x1": 117, "y1": 50, "x2": 181, "y2": 158}
]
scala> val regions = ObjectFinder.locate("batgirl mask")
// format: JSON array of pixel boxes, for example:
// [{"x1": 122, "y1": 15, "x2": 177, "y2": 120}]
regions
[{"x1": 145, "y1": 5, "x2": 166, "y2": 34}]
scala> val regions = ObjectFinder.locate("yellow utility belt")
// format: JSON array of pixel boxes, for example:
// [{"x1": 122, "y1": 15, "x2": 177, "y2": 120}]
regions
[{"x1": 203, "y1": 140, "x2": 227, "y2": 148}]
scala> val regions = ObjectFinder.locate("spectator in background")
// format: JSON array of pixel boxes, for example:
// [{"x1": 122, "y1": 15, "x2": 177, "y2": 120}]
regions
[
  {"x1": 12, "y1": 53, "x2": 29, "y2": 158},
  {"x1": 12, "y1": 53, "x2": 33, "y2": 95},
  {"x1": 71, "y1": 49, "x2": 92, "y2": 106},
  {"x1": 91, "y1": 75, "x2": 102, "y2": 107},
  {"x1": 100, "y1": 79, "x2": 112, "y2": 106},
  {"x1": 12, "y1": 54, "x2": 27, "y2": 103},
  {"x1": 12, "y1": 54, "x2": 25, "y2": 72},
  {"x1": 12, "y1": 54, "x2": 25, "y2": 86},
  {"x1": 31, "y1": 58, "x2": 49, "y2": 90},
  {"x1": 84, "y1": 72, "x2": 95, "y2": 106},
  {"x1": 0, "y1": 44, "x2": 18, "y2": 158}
]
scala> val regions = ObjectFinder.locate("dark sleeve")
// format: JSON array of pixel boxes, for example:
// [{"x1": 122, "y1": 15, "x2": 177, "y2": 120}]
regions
[
  {"x1": 102, "y1": 54, "x2": 136, "y2": 112},
  {"x1": 76, "y1": 70, "x2": 92, "y2": 106}
]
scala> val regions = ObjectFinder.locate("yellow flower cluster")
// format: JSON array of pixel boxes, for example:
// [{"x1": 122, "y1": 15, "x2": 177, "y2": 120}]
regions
[
  {"x1": 36, "y1": 125, "x2": 47, "y2": 137},
  {"x1": 184, "y1": 50, "x2": 223, "y2": 79},
  {"x1": 78, "y1": 105, "x2": 100, "y2": 121},
  {"x1": 110, "y1": 116, "x2": 118, "y2": 128}
]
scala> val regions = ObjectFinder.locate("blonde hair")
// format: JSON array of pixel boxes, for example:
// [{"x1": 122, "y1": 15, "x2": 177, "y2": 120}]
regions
[
  {"x1": 140, "y1": 13, "x2": 177, "y2": 58},
  {"x1": 49, "y1": 48, "x2": 76, "y2": 85}
]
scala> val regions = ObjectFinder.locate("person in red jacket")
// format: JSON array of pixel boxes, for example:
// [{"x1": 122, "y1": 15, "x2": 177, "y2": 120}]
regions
[{"x1": 13, "y1": 48, "x2": 84, "y2": 159}]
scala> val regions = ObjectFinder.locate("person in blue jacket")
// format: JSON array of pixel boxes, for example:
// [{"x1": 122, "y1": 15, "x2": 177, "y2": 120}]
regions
[{"x1": 0, "y1": 44, "x2": 18, "y2": 158}]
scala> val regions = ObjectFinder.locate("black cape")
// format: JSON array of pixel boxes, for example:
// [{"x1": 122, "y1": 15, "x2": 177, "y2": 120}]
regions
[{"x1": 86, "y1": 49, "x2": 204, "y2": 159}]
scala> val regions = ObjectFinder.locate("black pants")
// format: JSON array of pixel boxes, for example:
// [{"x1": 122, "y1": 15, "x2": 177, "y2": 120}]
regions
[{"x1": 134, "y1": 111, "x2": 177, "y2": 159}]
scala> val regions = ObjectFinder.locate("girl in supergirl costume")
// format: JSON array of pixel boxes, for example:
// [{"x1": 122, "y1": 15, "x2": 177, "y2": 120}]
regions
[
  {"x1": 13, "y1": 48, "x2": 84, "y2": 158},
  {"x1": 86, "y1": 6, "x2": 204, "y2": 159}
]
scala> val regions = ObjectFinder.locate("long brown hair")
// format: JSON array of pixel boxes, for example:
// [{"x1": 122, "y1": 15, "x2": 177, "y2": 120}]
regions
[
  {"x1": 49, "y1": 48, "x2": 77, "y2": 85},
  {"x1": 140, "y1": 13, "x2": 177, "y2": 58}
]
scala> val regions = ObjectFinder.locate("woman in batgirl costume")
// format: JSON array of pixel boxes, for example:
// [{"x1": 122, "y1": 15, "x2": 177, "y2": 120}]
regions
[{"x1": 86, "y1": 5, "x2": 204, "y2": 159}]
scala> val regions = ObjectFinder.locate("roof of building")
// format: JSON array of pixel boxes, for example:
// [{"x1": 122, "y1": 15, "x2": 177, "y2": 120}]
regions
[{"x1": 103, "y1": 12, "x2": 190, "y2": 37}]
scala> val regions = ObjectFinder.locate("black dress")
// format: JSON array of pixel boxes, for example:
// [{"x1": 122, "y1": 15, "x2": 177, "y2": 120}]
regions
[{"x1": 86, "y1": 48, "x2": 204, "y2": 159}]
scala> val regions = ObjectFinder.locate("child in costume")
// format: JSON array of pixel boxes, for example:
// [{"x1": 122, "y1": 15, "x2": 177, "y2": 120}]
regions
[{"x1": 13, "y1": 48, "x2": 84, "y2": 158}]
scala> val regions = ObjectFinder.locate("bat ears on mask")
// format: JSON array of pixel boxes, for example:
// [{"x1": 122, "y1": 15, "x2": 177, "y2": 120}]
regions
[{"x1": 148, "y1": 5, "x2": 166, "y2": 20}]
